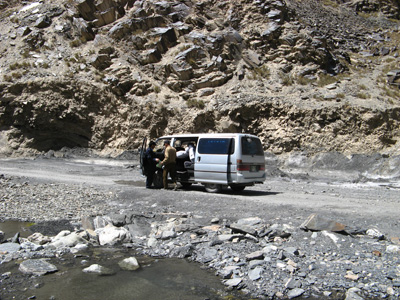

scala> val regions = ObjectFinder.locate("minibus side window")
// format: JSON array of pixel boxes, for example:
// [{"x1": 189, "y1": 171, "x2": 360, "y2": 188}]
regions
[
  {"x1": 198, "y1": 138, "x2": 235, "y2": 154},
  {"x1": 241, "y1": 137, "x2": 264, "y2": 156}
]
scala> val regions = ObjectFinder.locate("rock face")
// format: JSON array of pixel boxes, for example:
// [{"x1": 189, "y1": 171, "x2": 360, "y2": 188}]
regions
[{"x1": 0, "y1": 0, "x2": 399, "y2": 156}]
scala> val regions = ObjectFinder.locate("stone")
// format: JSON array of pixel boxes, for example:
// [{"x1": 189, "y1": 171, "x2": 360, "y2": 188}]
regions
[
  {"x1": 0, "y1": 242, "x2": 21, "y2": 254},
  {"x1": 81, "y1": 216, "x2": 95, "y2": 231},
  {"x1": 249, "y1": 260, "x2": 265, "y2": 268},
  {"x1": 96, "y1": 225, "x2": 132, "y2": 246},
  {"x1": 386, "y1": 245, "x2": 400, "y2": 253},
  {"x1": 20, "y1": 241, "x2": 43, "y2": 251},
  {"x1": 224, "y1": 278, "x2": 242, "y2": 287},
  {"x1": 300, "y1": 214, "x2": 347, "y2": 233},
  {"x1": 91, "y1": 54, "x2": 112, "y2": 70},
  {"x1": 345, "y1": 287, "x2": 364, "y2": 300},
  {"x1": 366, "y1": 228, "x2": 385, "y2": 240},
  {"x1": 118, "y1": 257, "x2": 140, "y2": 271},
  {"x1": 93, "y1": 216, "x2": 112, "y2": 230},
  {"x1": 345, "y1": 271, "x2": 359, "y2": 281},
  {"x1": 246, "y1": 250, "x2": 264, "y2": 261},
  {"x1": 285, "y1": 278, "x2": 301, "y2": 289},
  {"x1": 218, "y1": 234, "x2": 243, "y2": 242},
  {"x1": 50, "y1": 231, "x2": 88, "y2": 248},
  {"x1": 109, "y1": 213, "x2": 126, "y2": 227},
  {"x1": 19, "y1": 259, "x2": 58, "y2": 276},
  {"x1": 243, "y1": 50, "x2": 261, "y2": 68},
  {"x1": 72, "y1": 17, "x2": 95, "y2": 41},
  {"x1": 248, "y1": 267, "x2": 263, "y2": 281},
  {"x1": 287, "y1": 288, "x2": 305, "y2": 299},
  {"x1": 28, "y1": 232, "x2": 51, "y2": 245},
  {"x1": 34, "y1": 15, "x2": 51, "y2": 29},
  {"x1": 230, "y1": 223, "x2": 257, "y2": 235},
  {"x1": 83, "y1": 264, "x2": 115, "y2": 275}
]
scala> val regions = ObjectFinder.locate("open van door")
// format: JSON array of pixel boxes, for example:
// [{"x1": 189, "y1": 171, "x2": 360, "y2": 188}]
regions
[
  {"x1": 195, "y1": 137, "x2": 235, "y2": 191},
  {"x1": 139, "y1": 137, "x2": 147, "y2": 176}
]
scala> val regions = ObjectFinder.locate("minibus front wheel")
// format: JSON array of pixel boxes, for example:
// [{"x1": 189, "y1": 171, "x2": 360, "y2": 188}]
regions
[{"x1": 204, "y1": 183, "x2": 222, "y2": 193}]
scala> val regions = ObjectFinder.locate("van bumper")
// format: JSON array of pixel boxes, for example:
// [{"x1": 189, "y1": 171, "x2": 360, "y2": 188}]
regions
[{"x1": 235, "y1": 172, "x2": 266, "y2": 184}]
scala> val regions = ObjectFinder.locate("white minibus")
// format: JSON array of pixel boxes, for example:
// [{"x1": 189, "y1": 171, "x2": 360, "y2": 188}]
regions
[{"x1": 140, "y1": 133, "x2": 266, "y2": 192}]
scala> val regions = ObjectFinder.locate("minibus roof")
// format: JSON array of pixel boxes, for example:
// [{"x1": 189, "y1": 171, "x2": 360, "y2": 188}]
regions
[{"x1": 156, "y1": 133, "x2": 260, "y2": 139}]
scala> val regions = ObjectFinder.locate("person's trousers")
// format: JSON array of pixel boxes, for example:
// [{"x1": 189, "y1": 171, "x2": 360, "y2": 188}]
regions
[
  {"x1": 146, "y1": 169, "x2": 155, "y2": 188},
  {"x1": 163, "y1": 163, "x2": 176, "y2": 189}
]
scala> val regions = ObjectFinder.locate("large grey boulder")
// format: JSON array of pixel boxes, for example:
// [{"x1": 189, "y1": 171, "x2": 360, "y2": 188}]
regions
[
  {"x1": 19, "y1": 259, "x2": 58, "y2": 276},
  {"x1": 0, "y1": 242, "x2": 21, "y2": 253},
  {"x1": 95, "y1": 225, "x2": 132, "y2": 245},
  {"x1": 50, "y1": 230, "x2": 88, "y2": 248},
  {"x1": 118, "y1": 257, "x2": 140, "y2": 271}
]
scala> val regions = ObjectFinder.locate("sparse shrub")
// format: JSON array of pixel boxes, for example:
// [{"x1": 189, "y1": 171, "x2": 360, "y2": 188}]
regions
[
  {"x1": 248, "y1": 65, "x2": 270, "y2": 80},
  {"x1": 11, "y1": 72, "x2": 22, "y2": 79},
  {"x1": 3, "y1": 75, "x2": 12, "y2": 81},
  {"x1": 21, "y1": 49, "x2": 30, "y2": 58},
  {"x1": 317, "y1": 73, "x2": 337, "y2": 87},
  {"x1": 153, "y1": 85, "x2": 161, "y2": 93},
  {"x1": 336, "y1": 93, "x2": 345, "y2": 99},
  {"x1": 383, "y1": 86, "x2": 400, "y2": 99},
  {"x1": 279, "y1": 72, "x2": 294, "y2": 86},
  {"x1": 356, "y1": 92, "x2": 370, "y2": 99},
  {"x1": 70, "y1": 39, "x2": 82, "y2": 48},
  {"x1": 322, "y1": 0, "x2": 339, "y2": 8},
  {"x1": 296, "y1": 76, "x2": 313, "y2": 85},
  {"x1": 9, "y1": 62, "x2": 32, "y2": 70},
  {"x1": 186, "y1": 98, "x2": 205, "y2": 109}
]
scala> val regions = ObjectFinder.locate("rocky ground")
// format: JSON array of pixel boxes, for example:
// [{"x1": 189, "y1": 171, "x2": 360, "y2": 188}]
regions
[{"x1": 1, "y1": 153, "x2": 399, "y2": 299}]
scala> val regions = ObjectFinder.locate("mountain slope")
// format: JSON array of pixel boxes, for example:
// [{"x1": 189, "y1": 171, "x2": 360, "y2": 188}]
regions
[{"x1": 0, "y1": 0, "x2": 399, "y2": 156}]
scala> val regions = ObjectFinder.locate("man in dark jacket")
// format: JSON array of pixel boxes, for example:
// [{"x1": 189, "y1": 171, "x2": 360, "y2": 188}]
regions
[{"x1": 144, "y1": 141, "x2": 159, "y2": 189}]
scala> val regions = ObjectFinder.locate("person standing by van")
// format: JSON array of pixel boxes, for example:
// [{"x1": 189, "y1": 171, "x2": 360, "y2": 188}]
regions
[
  {"x1": 144, "y1": 141, "x2": 159, "y2": 189},
  {"x1": 160, "y1": 140, "x2": 177, "y2": 190}
]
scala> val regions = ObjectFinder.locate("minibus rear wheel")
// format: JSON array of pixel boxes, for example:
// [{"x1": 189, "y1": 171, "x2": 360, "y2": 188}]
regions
[{"x1": 204, "y1": 183, "x2": 222, "y2": 193}]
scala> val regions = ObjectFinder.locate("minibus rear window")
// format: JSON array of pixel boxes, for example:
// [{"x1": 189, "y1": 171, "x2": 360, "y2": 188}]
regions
[
  {"x1": 241, "y1": 137, "x2": 264, "y2": 156},
  {"x1": 198, "y1": 138, "x2": 235, "y2": 154}
]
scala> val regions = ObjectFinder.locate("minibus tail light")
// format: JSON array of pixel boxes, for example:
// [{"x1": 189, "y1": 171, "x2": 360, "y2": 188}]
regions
[{"x1": 237, "y1": 160, "x2": 250, "y2": 171}]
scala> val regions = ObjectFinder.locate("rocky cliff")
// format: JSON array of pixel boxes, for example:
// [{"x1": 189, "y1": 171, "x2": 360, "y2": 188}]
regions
[{"x1": 0, "y1": 0, "x2": 399, "y2": 156}]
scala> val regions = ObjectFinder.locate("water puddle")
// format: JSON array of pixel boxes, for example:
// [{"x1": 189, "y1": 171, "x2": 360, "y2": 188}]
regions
[
  {"x1": 0, "y1": 220, "x2": 35, "y2": 239},
  {"x1": 21, "y1": 249, "x2": 234, "y2": 300}
]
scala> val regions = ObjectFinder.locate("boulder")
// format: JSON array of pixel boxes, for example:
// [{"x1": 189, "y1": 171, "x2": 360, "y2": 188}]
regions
[
  {"x1": 96, "y1": 225, "x2": 132, "y2": 245},
  {"x1": 91, "y1": 54, "x2": 112, "y2": 70},
  {"x1": 72, "y1": 17, "x2": 95, "y2": 41},
  {"x1": 83, "y1": 264, "x2": 115, "y2": 275},
  {"x1": 28, "y1": 232, "x2": 51, "y2": 245},
  {"x1": 19, "y1": 259, "x2": 58, "y2": 276},
  {"x1": 118, "y1": 257, "x2": 140, "y2": 271},
  {"x1": 0, "y1": 242, "x2": 21, "y2": 254},
  {"x1": 50, "y1": 231, "x2": 88, "y2": 248}
]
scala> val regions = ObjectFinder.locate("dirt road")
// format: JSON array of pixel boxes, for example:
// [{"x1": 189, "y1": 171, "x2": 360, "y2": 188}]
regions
[{"x1": 1, "y1": 156, "x2": 399, "y2": 238}]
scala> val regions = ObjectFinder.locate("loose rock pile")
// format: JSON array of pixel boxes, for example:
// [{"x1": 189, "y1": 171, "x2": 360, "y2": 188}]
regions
[{"x1": 2, "y1": 207, "x2": 399, "y2": 299}]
